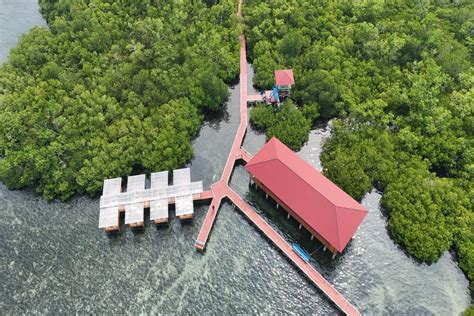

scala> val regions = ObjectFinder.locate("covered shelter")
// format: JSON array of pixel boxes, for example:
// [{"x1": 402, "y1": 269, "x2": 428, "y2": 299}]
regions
[
  {"x1": 274, "y1": 69, "x2": 294, "y2": 99},
  {"x1": 274, "y1": 69, "x2": 295, "y2": 86},
  {"x1": 245, "y1": 137, "x2": 368, "y2": 256},
  {"x1": 274, "y1": 69, "x2": 294, "y2": 95}
]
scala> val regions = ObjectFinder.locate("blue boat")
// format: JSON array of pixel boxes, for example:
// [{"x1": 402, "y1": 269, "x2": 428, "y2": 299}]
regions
[{"x1": 291, "y1": 243, "x2": 310, "y2": 262}]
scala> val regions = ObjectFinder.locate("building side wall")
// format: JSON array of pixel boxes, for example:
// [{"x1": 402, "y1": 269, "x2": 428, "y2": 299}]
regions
[{"x1": 252, "y1": 176, "x2": 338, "y2": 254}]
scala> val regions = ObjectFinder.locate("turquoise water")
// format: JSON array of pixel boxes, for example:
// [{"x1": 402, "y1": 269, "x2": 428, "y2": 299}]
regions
[{"x1": 0, "y1": 1, "x2": 470, "y2": 314}]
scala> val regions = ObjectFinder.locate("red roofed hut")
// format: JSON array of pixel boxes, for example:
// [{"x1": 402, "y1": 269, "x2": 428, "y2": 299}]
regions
[
  {"x1": 245, "y1": 137, "x2": 368, "y2": 257},
  {"x1": 275, "y1": 69, "x2": 295, "y2": 87},
  {"x1": 274, "y1": 69, "x2": 294, "y2": 98}
]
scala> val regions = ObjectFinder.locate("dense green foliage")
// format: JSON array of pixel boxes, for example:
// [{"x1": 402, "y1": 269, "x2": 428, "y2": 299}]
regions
[
  {"x1": 245, "y1": 0, "x2": 473, "y2": 288},
  {"x1": 250, "y1": 101, "x2": 316, "y2": 150},
  {"x1": 0, "y1": 0, "x2": 239, "y2": 200},
  {"x1": 464, "y1": 305, "x2": 474, "y2": 316}
]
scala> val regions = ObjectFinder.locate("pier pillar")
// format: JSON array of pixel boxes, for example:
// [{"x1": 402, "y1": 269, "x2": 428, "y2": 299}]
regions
[
  {"x1": 323, "y1": 245, "x2": 327, "y2": 251},
  {"x1": 332, "y1": 253, "x2": 337, "y2": 259},
  {"x1": 299, "y1": 224, "x2": 302, "y2": 230},
  {"x1": 265, "y1": 193, "x2": 268, "y2": 199},
  {"x1": 287, "y1": 214, "x2": 290, "y2": 219},
  {"x1": 276, "y1": 203, "x2": 279, "y2": 209},
  {"x1": 311, "y1": 235, "x2": 314, "y2": 241}
]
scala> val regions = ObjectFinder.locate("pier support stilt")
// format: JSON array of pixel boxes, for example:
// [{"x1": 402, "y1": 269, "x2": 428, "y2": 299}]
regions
[
  {"x1": 299, "y1": 224, "x2": 302, "y2": 230},
  {"x1": 311, "y1": 235, "x2": 314, "y2": 241},
  {"x1": 323, "y1": 245, "x2": 327, "y2": 251},
  {"x1": 265, "y1": 193, "x2": 268, "y2": 199},
  {"x1": 287, "y1": 213, "x2": 290, "y2": 219},
  {"x1": 332, "y1": 253, "x2": 337, "y2": 259},
  {"x1": 276, "y1": 203, "x2": 279, "y2": 209}
]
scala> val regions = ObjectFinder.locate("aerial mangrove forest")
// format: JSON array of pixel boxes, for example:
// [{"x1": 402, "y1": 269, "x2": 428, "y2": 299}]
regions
[
  {"x1": 245, "y1": 0, "x2": 473, "y2": 291},
  {"x1": 0, "y1": 0, "x2": 472, "y2": 302},
  {"x1": 0, "y1": 0, "x2": 240, "y2": 200}
]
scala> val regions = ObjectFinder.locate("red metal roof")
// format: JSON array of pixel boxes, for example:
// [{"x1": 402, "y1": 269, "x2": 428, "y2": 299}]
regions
[
  {"x1": 245, "y1": 137, "x2": 368, "y2": 252},
  {"x1": 274, "y1": 69, "x2": 295, "y2": 86}
]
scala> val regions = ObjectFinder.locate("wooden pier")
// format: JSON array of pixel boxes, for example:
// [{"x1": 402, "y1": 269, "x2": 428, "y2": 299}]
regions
[
  {"x1": 99, "y1": 168, "x2": 205, "y2": 231},
  {"x1": 194, "y1": 2, "x2": 361, "y2": 313}
]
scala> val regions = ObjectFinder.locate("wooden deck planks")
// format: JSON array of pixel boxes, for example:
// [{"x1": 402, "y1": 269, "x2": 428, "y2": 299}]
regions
[
  {"x1": 98, "y1": 178, "x2": 122, "y2": 229},
  {"x1": 125, "y1": 175, "x2": 146, "y2": 226},
  {"x1": 150, "y1": 171, "x2": 169, "y2": 224},
  {"x1": 173, "y1": 168, "x2": 194, "y2": 219},
  {"x1": 99, "y1": 168, "x2": 203, "y2": 229}
]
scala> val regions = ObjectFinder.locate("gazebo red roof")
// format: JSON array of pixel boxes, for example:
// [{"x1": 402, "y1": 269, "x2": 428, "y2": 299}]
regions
[
  {"x1": 274, "y1": 69, "x2": 295, "y2": 86},
  {"x1": 245, "y1": 137, "x2": 368, "y2": 252}
]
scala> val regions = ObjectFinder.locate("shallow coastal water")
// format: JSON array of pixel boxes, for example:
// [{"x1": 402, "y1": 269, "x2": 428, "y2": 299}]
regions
[
  {"x1": 0, "y1": 0, "x2": 47, "y2": 63},
  {"x1": 0, "y1": 1, "x2": 470, "y2": 314}
]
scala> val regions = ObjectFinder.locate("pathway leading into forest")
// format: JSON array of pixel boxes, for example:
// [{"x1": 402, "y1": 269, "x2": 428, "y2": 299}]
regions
[{"x1": 194, "y1": 2, "x2": 360, "y2": 315}]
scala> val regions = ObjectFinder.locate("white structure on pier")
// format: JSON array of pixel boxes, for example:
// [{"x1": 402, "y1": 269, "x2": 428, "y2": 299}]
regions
[{"x1": 98, "y1": 168, "x2": 203, "y2": 231}]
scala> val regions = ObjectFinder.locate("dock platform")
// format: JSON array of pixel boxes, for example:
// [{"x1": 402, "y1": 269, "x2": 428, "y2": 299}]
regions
[
  {"x1": 150, "y1": 171, "x2": 169, "y2": 224},
  {"x1": 173, "y1": 168, "x2": 195, "y2": 220},
  {"x1": 98, "y1": 168, "x2": 205, "y2": 230},
  {"x1": 125, "y1": 175, "x2": 146, "y2": 228},
  {"x1": 98, "y1": 178, "x2": 122, "y2": 232}
]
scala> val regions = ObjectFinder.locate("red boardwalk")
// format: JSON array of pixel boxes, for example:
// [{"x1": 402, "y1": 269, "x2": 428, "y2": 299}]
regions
[
  {"x1": 194, "y1": 33, "x2": 248, "y2": 251},
  {"x1": 226, "y1": 188, "x2": 360, "y2": 316},
  {"x1": 236, "y1": 147, "x2": 253, "y2": 163},
  {"x1": 247, "y1": 94, "x2": 263, "y2": 102},
  {"x1": 194, "y1": 0, "x2": 360, "y2": 314},
  {"x1": 198, "y1": 190, "x2": 214, "y2": 201}
]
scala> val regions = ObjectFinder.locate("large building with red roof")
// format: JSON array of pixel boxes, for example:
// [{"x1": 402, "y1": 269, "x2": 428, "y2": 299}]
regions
[{"x1": 245, "y1": 137, "x2": 368, "y2": 256}]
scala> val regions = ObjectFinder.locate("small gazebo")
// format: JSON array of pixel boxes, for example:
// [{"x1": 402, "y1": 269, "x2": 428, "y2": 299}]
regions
[{"x1": 274, "y1": 69, "x2": 295, "y2": 98}]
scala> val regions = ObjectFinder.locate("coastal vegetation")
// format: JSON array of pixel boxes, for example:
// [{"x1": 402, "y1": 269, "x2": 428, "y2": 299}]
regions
[
  {"x1": 0, "y1": 0, "x2": 239, "y2": 200},
  {"x1": 250, "y1": 101, "x2": 318, "y2": 150},
  {"x1": 245, "y1": 0, "x2": 473, "y2": 290}
]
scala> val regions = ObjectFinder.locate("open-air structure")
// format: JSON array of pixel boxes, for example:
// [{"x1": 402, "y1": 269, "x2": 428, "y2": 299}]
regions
[
  {"x1": 274, "y1": 69, "x2": 294, "y2": 98},
  {"x1": 261, "y1": 69, "x2": 295, "y2": 105},
  {"x1": 245, "y1": 137, "x2": 368, "y2": 257},
  {"x1": 98, "y1": 168, "x2": 205, "y2": 231}
]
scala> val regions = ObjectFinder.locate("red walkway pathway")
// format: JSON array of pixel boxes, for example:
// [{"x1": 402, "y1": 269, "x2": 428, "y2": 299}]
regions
[
  {"x1": 194, "y1": 1, "x2": 360, "y2": 315},
  {"x1": 226, "y1": 188, "x2": 360, "y2": 316}
]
